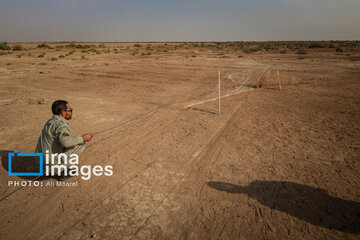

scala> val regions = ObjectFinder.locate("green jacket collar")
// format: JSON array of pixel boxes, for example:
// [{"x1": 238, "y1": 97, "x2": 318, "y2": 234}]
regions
[{"x1": 52, "y1": 114, "x2": 68, "y2": 125}]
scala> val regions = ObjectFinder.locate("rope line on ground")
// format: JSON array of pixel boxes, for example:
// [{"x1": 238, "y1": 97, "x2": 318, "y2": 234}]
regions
[
  {"x1": 56, "y1": 161, "x2": 155, "y2": 240},
  {"x1": 1, "y1": 68, "x2": 268, "y2": 240},
  {"x1": 92, "y1": 77, "x2": 212, "y2": 136},
  {"x1": 0, "y1": 176, "x2": 41, "y2": 203},
  {"x1": 0, "y1": 77, "x2": 211, "y2": 203}
]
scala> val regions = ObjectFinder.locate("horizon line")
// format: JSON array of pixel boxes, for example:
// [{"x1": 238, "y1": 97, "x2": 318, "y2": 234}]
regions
[{"x1": 2, "y1": 40, "x2": 360, "y2": 43}]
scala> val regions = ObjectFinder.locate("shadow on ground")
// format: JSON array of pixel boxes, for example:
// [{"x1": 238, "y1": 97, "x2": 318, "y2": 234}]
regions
[
  {"x1": 189, "y1": 107, "x2": 217, "y2": 115},
  {"x1": 207, "y1": 180, "x2": 360, "y2": 234}
]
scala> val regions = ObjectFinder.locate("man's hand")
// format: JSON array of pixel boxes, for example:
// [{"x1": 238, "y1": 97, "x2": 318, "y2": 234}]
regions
[{"x1": 82, "y1": 133, "x2": 93, "y2": 142}]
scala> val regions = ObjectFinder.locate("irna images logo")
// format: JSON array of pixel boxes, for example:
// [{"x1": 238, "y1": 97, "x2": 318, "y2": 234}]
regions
[
  {"x1": 8, "y1": 150, "x2": 113, "y2": 180},
  {"x1": 8, "y1": 150, "x2": 43, "y2": 176}
]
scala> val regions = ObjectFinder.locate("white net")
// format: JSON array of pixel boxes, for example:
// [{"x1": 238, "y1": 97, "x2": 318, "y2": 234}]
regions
[{"x1": 184, "y1": 66, "x2": 271, "y2": 113}]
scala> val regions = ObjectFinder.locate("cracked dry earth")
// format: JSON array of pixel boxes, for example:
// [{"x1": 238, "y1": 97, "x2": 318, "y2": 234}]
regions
[{"x1": 0, "y1": 46, "x2": 360, "y2": 239}]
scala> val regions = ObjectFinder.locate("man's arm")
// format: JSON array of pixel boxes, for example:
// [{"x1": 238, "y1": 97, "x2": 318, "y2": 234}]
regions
[{"x1": 56, "y1": 125, "x2": 84, "y2": 149}]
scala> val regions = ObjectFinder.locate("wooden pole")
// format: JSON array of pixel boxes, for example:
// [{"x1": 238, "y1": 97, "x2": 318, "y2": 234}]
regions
[
  {"x1": 277, "y1": 67, "x2": 282, "y2": 91},
  {"x1": 218, "y1": 70, "x2": 221, "y2": 115}
]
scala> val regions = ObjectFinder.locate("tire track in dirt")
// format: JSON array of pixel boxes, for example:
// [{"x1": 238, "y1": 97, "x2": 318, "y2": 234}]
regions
[
  {"x1": 51, "y1": 64, "x2": 263, "y2": 239},
  {"x1": 55, "y1": 92, "x2": 249, "y2": 239},
  {"x1": 128, "y1": 93, "x2": 251, "y2": 240},
  {"x1": 0, "y1": 68, "x2": 219, "y2": 239},
  {"x1": 0, "y1": 106, "x2": 181, "y2": 239},
  {"x1": 0, "y1": 93, "x2": 221, "y2": 240}
]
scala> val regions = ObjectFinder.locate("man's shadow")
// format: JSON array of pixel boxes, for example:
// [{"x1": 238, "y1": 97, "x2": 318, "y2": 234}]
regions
[
  {"x1": 207, "y1": 181, "x2": 360, "y2": 234},
  {"x1": 0, "y1": 150, "x2": 50, "y2": 180}
]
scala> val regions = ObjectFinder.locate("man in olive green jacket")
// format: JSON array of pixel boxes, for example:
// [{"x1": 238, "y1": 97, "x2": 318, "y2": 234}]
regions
[{"x1": 35, "y1": 100, "x2": 93, "y2": 176}]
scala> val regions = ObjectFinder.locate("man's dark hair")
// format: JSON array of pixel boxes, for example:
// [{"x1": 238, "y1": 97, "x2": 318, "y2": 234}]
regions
[{"x1": 52, "y1": 100, "x2": 68, "y2": 115}]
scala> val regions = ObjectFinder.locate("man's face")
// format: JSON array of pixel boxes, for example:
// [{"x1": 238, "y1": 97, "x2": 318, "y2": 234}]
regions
[{"x1": 61, "y1": 103, "x2": 72, "y2": 120}]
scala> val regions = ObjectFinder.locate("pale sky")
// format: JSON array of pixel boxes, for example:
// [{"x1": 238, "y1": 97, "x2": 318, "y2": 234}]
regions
[{"x1": 0, "y1": 0, "x2": 359, "y2": 42}]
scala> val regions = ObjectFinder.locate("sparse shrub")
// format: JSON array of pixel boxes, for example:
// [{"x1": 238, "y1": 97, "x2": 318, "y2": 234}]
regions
[
  {"x1": 308, "y1": 43, "x2": 325, "y2": 48},
  {"x1": 69, "y1": 50, "x2": 76, "y2": 55},
  {"x1": 78, "y1": 44, "x2": 90, "y2": 49},
  {"x1": 297, "y1": 56, "x2": 305, "y2": 60},
  {"x1": 296, "y1": 49, "x2": 307, "y2": 55},
  {"x1": 28, "y1": 53, "x2": 32, "y2": 56},
  {"x1": 51, "y1": 57, "x2": 57, "y2": 61},
  {"x1": 98, "y1": 43, "x2": 106, "y2": 48},
  {"x1": 243, "y1": 47, "x2": 261, "y2": 53},
  {"x1": 134, "y1": 43, "x2": 142, "y2": 48},
  {"x1": 55, "y1": 49, "x2": 60, "y2": 51},
  {"x1": 66, "y1": 43, "x2": 77, "y2": 48},
  {"x1": 38, "y1": 53, "x2": 46, "y2": 58},
  {"x1": 37, "y1": 43, "x2": 52, "y2": 49},
  {"x1": 238, "y1": 55, "x2": 244, "y2": 58},
  {"x1": 192, "y1": 55, "x2": 196, "y2": 58},
  {"x1": 81, "y1": 55, "x2": 85, "y2": 59},
  {"x1": 0, "y1": 42, "x2": 11, "y2": 50},
  {"x1": 96, "y1": 50, "x2": 101, "y2": 54},
  {"x1": 16, "y1": 54, "x2": 22, "y2": 58},
  {"x1": 12, "y1": 44, "x2": 23, "y2": 51},
  {"x1": 280, "y1": 50, "x2": 287, "y2": 54},
  {"x1": 336, "y1": 47, "x2": 343, "y2": 52},
  {"x1": 59, "y1": 55, "x2": 65, "y2": 58},
  {"x1": 263, "y1": 45, "x2": 271, "y2": 51},
  {"x1": 65, "y1": 43, "x2": 90, "y2": 49}
]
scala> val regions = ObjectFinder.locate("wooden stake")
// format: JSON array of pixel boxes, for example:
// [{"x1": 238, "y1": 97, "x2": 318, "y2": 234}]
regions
[
  {"x1": 277, "y1": 67, "x2": 282, "y2": 91},
  {"x1": 218, "y1": 70, "x2": 221, "y2": 115}
]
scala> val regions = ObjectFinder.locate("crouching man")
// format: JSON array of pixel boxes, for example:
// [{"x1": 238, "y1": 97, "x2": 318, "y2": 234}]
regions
[{"x1": 35, "y1": 100, "x2": 93, "y2": 179}]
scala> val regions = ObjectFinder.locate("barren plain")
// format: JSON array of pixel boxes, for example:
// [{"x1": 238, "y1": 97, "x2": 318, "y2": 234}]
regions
[{"x1": 0, "y1": 42, "x2": 359, "y2": 239}]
